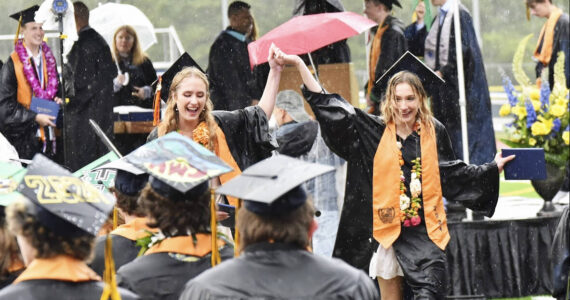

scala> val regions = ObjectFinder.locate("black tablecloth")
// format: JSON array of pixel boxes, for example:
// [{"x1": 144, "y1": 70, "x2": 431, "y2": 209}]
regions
[{"x1": 446, "y1": 215, "x2": 561, "y2": 298}]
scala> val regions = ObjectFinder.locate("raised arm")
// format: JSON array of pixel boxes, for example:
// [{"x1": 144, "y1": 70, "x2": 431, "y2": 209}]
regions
[
  {"x1": 271, "y1": 46, "x2": 322, "y2": 93},
  {"x1": 257, "y1": 44, "x2": 284, "y2": 118}
]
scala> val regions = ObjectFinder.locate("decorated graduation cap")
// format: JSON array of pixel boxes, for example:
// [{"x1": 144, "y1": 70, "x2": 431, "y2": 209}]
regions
[
  {"x1": 0, "y1": 162, "x2": 27, "y2": 221},
  {"x1": 95, "y1": 158, "x2": 147, "y2": 196},
  {"x1": 124, "y1": 132, "x2": 232, "y2": 266},
  {"x1": 16, "y1": 154, "x2": 115, "y2": 238},
  {"x1": 375, "y1": 51, "x2": 445, "y2": 96},
  {"x1": 216, "y1": 155, "x2": 335, "y2": 216},
  {"x1": 152, "y1": 52, "x2": 204, "y2": 125}
]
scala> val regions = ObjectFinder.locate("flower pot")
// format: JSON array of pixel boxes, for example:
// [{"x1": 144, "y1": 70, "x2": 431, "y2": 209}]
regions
[{"x1": 531, "y1": 163, "x2": 565, "y2": 216}]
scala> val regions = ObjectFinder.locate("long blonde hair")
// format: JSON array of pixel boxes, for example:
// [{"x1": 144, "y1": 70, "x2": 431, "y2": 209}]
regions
[
  {"x1": 380, "y1": 71, "x2": 434, "y2": 130},
  {"x1": 157, "y1": 67, "x2": 218, "y2": 150},
  {"x1": 112, "y1": 25, "x2": 147, "y2": 66}
]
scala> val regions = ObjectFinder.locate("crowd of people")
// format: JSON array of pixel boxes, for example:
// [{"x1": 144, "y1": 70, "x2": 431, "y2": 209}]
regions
[{"x1": 0, "y1": 0, "x2": 569, "y2": 299}]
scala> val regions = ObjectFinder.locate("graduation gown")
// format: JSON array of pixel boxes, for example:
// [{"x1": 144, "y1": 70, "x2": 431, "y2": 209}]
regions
[
  {"x1": 427, "y1": 7, "x2": 495, "y2": 165},
  {"x1": 116, "y1": 235, "x2": 234, "y2": 300},
  {"x1": 0, "y1": 256, "x2": 138, "y2": 300},
  {"x1": 179, "y1": 242, "x2": 378, "y2": 300},
  {"x1": 551, "y1": 207, "x2": 569, "y2": 299},
  {"x1": 89, "y1": 218, "x2": 156, "y2": 277},
  {"x1": 207, "y1": 28, "x2": 261, "y2": 111},
  {"x1": 404, "y1": 22, "x2": 427, "y2": 57},
  {"x1": 536, "y1": 13, "x2": 570, "y2": 90},
  {"x1": 0, "y1": 56, "x2": 60, "y2": 160},
  {"x1": 64, "y1": 26, "x2": 117, "y2": 171},
  {"x1": 303, "y1": 88, "x2": 499, "y2": 272}
]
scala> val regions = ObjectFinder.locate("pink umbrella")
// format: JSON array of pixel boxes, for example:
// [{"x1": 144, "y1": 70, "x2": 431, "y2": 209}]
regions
[{"x1": 248, "y1": 11, "x2": 376, "y2": 69}]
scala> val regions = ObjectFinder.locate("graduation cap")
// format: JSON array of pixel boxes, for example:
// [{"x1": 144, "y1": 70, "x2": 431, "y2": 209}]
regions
[
  {"x1": 502, "y1": 148, "x2": 546, "y2": 180},
  {"x1": 0, "y1": 162, "x2": 27, "y2": 207},
  {"x1": 151, "y1": 52, "x2": 204, "y2": 125},
  {"x1": 9, "y1": 5, "x2": 39, "y2": 25},
  {"x1": 124, "y1": 132, "x2": 232, "y2": 196},
  {"x1": 375, "y1": 51, "x2": 445, "y2": 96},
  {"x1": 94, "y1": 158, "x2": 147, "y2": 196},
  {"x1": 377, "y1": 0, "x2": 402, "y2": 9},
  {"x1": 16, "y1": 154, "x2": 115, "y2": 238},
  {"x1": 216, "y1": 155, "x2": 335, "y2": 216}
]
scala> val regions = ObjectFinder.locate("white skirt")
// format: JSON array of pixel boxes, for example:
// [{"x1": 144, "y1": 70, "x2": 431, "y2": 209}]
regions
[{"x1": 369, "y1": 244, "x2": 404, "y2": 279}]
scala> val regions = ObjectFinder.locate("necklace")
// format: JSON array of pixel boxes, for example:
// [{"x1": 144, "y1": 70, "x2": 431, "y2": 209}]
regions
[
  {"x1": 398, "y1": 121, "x2": 422, "y2": 227},
  {"x1": 15, "y1": 40, "x2": 58, "y2": 99}
]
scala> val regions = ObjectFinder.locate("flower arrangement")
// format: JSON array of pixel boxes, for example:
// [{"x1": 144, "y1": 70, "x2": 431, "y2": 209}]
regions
[{"x1": 499, "y1": 34, "x2": 569, "y2": 168}]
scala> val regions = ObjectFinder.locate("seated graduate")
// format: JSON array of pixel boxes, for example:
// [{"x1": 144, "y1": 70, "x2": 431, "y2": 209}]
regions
[
  {"x1": 179, "y1": 155, "x2": 378, "y2": 300},
  {"x1": 116, "y1": 132, "x2": 235, "y2": 300},
  {"x1": 269, "y1": 48, "x2": 515, "y2": 298},
  {"x1": 90, "y1": 162, "x2": 156, "y2": 277},
  {"x1": 0, "y1": 154, "x2": 138, "y2": 300}
]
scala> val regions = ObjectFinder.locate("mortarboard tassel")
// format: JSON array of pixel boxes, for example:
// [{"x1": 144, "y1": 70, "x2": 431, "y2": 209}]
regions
[
  {"x1": 234, "y1": 199, "x2": 241, "y2": 257},
  {"x1": 152, "y1": 76, "x2": 162, "y2": 126},
  {"x1": 100, "y1": 235, "x2": 120, "y2": 300},
  {"x1": 14, "y1": 15, "x2": 22, "y2": 46},
  {"x1": 112, "y1": 207, "x2": 118, "y2": 230},
  {"x1": 210, "y1": 189, "x2": 221, "y2": 266}
]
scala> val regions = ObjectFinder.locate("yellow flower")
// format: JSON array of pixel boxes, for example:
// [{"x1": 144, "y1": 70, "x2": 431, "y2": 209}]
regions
[
  {"x1": 550, "y1": 104, "x2": 566, "y2": 117},
  {"x1": 563, "y1": 131, "x2": 569, "y2": 145},
  {"x1": 499, "y1": 104, "x2": 511, "y2": 116},
  {"x1": 529, "y1": 88, "x2": 540, "y2": 101},
  {"x1": 532, "y1": 101, "x2": 541, "y2": 111},
  {"x1": 512, "y1": 106, "x2": 527, "y2": 119},
  {"x1": 528, "y1": 138, "x2": 537, "y2": 146},
  {"x1": 531, "y1": 121, "x2": 551, "y2": 136}
]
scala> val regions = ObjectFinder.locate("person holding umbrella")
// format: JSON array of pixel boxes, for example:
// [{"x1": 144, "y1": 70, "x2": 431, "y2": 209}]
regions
[
  {"x1": 270, "y1": 48, "x2": 514, "y2": 297},
  {"x1": 112, "y1": 25, "x2": 157, "y2": 154}
]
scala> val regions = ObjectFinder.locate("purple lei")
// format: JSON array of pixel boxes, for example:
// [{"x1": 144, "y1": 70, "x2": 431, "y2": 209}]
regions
[{"x1": 15, "y1": 40, "x2": 58, "y2": 99}]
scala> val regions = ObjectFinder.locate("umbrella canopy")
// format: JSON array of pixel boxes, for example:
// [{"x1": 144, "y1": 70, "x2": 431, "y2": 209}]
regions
[
  {"x1": 90, "y1": 3, "x2": 157, "y2": 51},
  {"x1": 247, "y1": 11, "x2": 376, "y2": 68}
]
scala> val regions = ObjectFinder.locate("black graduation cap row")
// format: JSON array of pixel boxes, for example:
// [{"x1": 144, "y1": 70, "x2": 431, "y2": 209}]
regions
[{"x1": 375, "y1": 51, "x2": 445, "y2": 94}]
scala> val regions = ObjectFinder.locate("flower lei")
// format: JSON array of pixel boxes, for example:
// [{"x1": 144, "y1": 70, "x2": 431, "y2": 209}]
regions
[
  {"x1": 398, "y1": 122, "x2": 423, "y2": 227},
  {"x1": 193, "y1": 121, "x2": 210, "y2": 148},
  {"x1": 15, "y1": 40, "x2": 58, "y2": 99}
]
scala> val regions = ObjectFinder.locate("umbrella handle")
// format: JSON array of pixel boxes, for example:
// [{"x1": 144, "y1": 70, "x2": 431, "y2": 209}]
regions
[{"x1": 307, "y1": 52, "x2": 321, "y2": 84}]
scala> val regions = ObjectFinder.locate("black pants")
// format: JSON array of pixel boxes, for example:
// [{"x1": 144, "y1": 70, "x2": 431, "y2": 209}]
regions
[{"x1": 393, "y1": 224, "x2": 447, "y2": 299}]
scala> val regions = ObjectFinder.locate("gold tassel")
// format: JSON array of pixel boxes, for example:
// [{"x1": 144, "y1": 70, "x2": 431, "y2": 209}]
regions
[
  {"x1": 152, "y1": 76, "x2": 162, "y2": 126},
  {"x1": 210, "y1": 189, "x2": 221, "y2": 266},
  {"x1": 14, "y1": 15, "x2": 22, "y2": 45},
  {"x1": 526, "y1": 5, "x2": 530, "y2": 21},
  {"x1": 100, "y1": 235, "x2": 120, "y2": 300},
  {"x1": 112, "y1": 207, "x2": 118, "y2": 230},
  {"x1": 234, "y1": 199, "x2": 241, "y2": 257}
]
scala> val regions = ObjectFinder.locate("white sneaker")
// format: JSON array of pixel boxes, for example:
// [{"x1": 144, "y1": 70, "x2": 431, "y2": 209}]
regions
[{"x1": 552, "y1": 191, "x2": 569, "y2": 204}]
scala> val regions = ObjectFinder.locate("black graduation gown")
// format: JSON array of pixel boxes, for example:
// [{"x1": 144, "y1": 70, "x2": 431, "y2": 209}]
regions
[
  {"x1": 179, "y1": 242, "x2": 378, "y2": 300},
  {"x1": 116, "y1": 243, "x2": 233, "y2": 300},
  {"x1": 89, "y1": 234, "x2": 141, "y2": 277},
  {"x1": 0, "y1": 269, "x2": 24, "y2": 290},
  {"x1": 404, "y1": 22, "x2": 427, "y2": 57},
  {"x1": 207, "y1": 28, "x2": 261, "y2": 111},
  {"x1": 0, "y1": 280, "x2": 139, "y2": 300},
  {"x1": 302, "y1": 88, "x2": 499, "y2": 272},
  {"x1": 148, "y1": 106, "x2": 275, "y2": 171},
  {"x1": 64, "y1": 26, "x2": 117, "y2": 171},
  {"x1": 113, "y1": 57, "x2": 157, "y2": 155},
  {"x1": 427, "y1": 7, "x2": 495, "y2": 165},
  {"x1": 367, "y1": 16, "x2": 408, "y2": 103},
  {"x1": 0, "y1": 56, "x2": 61, "y2": 160},
  {"x1": 536, "y1": 13, "x2": 570, "y2": 90},
  {"x1": 551, "y1": 206, "x2": 569, "y2": 299}
]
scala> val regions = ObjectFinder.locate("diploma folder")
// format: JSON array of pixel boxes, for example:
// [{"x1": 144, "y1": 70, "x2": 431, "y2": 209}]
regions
[
  {"x1": 502, "y1": 148, "x2": 547, "y2": 180},
  {"x1": 30, "y1": 97, "x2": 60, "y2": 119}
]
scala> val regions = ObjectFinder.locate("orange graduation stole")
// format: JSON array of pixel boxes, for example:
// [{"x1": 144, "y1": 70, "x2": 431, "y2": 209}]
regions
[
  {"x1": 110, "y1": 217, "x2": 157, "y2": 241},
  {"x1": 367, "y1": 23, "x2": 388, "y2": 97},
  {"x1": 14, "y1": 255, "x2": 100, "y2": 284},
  {"x1": 534, "y1": 7, "x2": 563, "y2": 67},
  {"x1": 144, "y1": 235, "x2": 223, "y2": 257},
  {"x1": 214, "y1": 127, "x2": 241, "y2": 206},
  {"x1": 372, "y1": 121, "x2": 449, "y2": 250}
]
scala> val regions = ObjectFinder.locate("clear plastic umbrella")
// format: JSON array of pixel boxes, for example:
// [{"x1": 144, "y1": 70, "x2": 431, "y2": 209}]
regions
[{"x1": 89, "y1": 3, "x2": 157, "y2": 52}]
